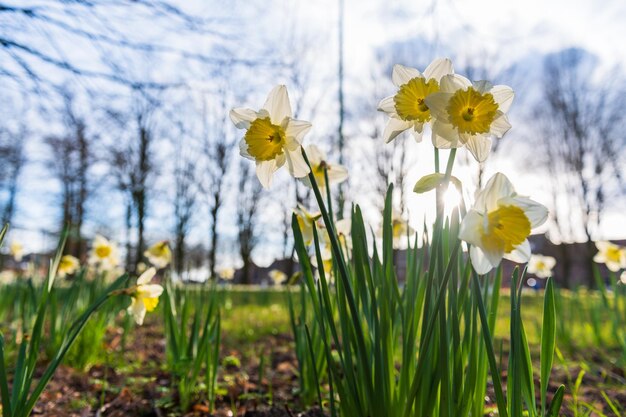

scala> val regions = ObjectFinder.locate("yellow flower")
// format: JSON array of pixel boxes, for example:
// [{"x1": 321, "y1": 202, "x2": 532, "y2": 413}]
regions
[
  {"x1": 293, "y1": 204, "x2": 322, "y2": 246},
  {"x1": 88, "y1": 235, "x2": 120, "y2": 271},
  {"x1": 218, "y1": 267, "x2": 235, "y2": 281},
  {"x1": 268, "y1": 269, "x2": 287, "y2": 286},
  {"x1": 300, "y1": 145, "x2": 349, "y2": 190},
  {"x1": 128, "y1": 267, "x2": 163, "y2": 325},
  {"x1": 58, "y1": 255, "x2": 80, "y2": 278},
  {"x1": 231, "y1": 85, "x2": 312, "y2": 188},
  {"x1": 593, "y1": 241, "x2": 626, "y2": 272},
  {"x1": 144, "y1": 241, "x2": 171, "y2": 269},
  {"x1": 10, "y1": 240, "x2": 23, "y2": 262},
  {"x1": 527, "y1": 254, "x2": 556, "y2": 279},
  {"x1": 425, "y1": 75, "x2": 514, "y2": 162},
  {"x1": 378, "y1": 59, "x2": 454, "y2": 143},
  {"x1": 459, "y1": 173, "x2": 548, "y2": 274}
]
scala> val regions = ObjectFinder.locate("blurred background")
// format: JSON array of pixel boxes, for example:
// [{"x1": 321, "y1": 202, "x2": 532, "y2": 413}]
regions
[{"x1": 1, "y1": 0, "x2": 624, "y2": 286}]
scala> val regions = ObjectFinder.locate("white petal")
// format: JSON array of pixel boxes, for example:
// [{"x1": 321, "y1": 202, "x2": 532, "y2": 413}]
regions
[
  {"x1": 464, "y1": 135, "x2": 492, "y2": 162},
  {"x1": 130, "y1": 300, "x2": 147, "y2": 325},
  {"x1": 140, "y1": 284, "x2": 164, "y2": 298},
  {"x1": 377, "y1": 95, "x2": 397, "y2": 114},
  {"x1": 459, "y1": 209, "x2": 484, "y2": 247},
  {"x1": 239, "y1": 139, "x2": 254, "y2": 160},
  {"x1": 137, "y1": 267, "x2": 156, "y2": 285},
  {"x1": 544, "y1": 256, "x2": 557, "y2": 269},
  {"x1": 410, "y1": 125, "x2": 424, "y2": 143},
  {"x1": 470, "y1": 246, "x2": 499, "y2": 275},
  {"x1": 490, "y1": 113, "x2": 512, "y2": 138},
  {"x1": 423, "y1": 58, "x2": 454, "y2": 81},
  {"x1": 327, "y1": 164, "x2": 349, "y2": 183},
  {"x1": 491, "y1": 85, "x2": 515, "y2": 113},
  {"x1": 229, "y1": 108, "x2": 257, "y2": 129},
  {"x1": 263, "y1": 85, "x2": 292, "y2": 124},
  {"x1": 474, "y1": 173, "x2": 515, "y2": 212},
  {"x1": 305, "y1": 144, "x2": 325, "y2": 165},
  {"x1": 392, "y1": 64, "x2": 422, "y2": 87},
  {"x1": 431, "y1": 119, "x2": 461, "y2": 147},
  {"x1": 505, "y1": 239, "x2": 531, "y2": 263},
  {"x1": 440, "y1": 74, "x2": 471, "y2": 93},
  {"x1": 285, "y1": 148, "x2": 311, "y2": 178},
  {"x1": 472, "y1": 80, "x2": 493, "y2": 94},
  {"x1": 286, "y1": 118, "x2": 312, "y2": 143},
  {"x1": 499, "y1": 196, "x2": 548, "y2": 228},
  {"x1": 256, "y1": 159, "x2": 279, "y2": 188},
  {"x1": 383, "y1": 118, "x2": 412, "y2": 143},
  {"x1": 424, "y1": 92, "x2": 452, "y2": 121}
]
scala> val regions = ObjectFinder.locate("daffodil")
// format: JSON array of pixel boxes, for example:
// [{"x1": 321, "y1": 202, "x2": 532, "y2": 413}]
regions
[
  {"x1": 459, "y1": 173, "x2": 548, "y2": 274},
  {"x1": 88, "y1": 235, "x2": 120, "y2": 271},
  {"x1": 377, "y1": 209, "x2": 414, "y2": 249},
  {"x1": 128, "y1": 267, "x2": 163, "y2": 325},
  {"x1": 218, "y1": 267, "x2": 235, "y2": 281},
  {"x1": 527, "y1": 254, "x2": 556, "y2": 279},
  {"x1": 593, "y1": 241, "x2": 626, "y2": 272},
  {"x1": 10, "y1": 240, "x2": 23, "y2": 262},
  {"x1": 268, "y1": 269, "x2": 287, "y2": 286},
  {"x1": 231, "y1": 85, "x2": 312, "y2": 188},
  {"x1": 300, "y1": 145, "x2": 349, "y2": 190},
  {"x1": 144, "y1": 241, "x2": 171, "y2": 269},
  {"x1": 620, "y1": 271, "x2": 626, "y2": 285},
  {"x1": 294, "y1": 204, "x2": 321, "y2": 246},
  {"x1": 58, "y1": 255, "x2": 80, "y2": 278},
  {"x1": 425, "y1": 75, "x2": 514, "y2": 162},
  {"x1": 377, "y1": 58, "x2": 454, "y2": 143}
]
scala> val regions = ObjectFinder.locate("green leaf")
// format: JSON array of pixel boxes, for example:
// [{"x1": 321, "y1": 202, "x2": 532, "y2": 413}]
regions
[
  {"x1": 546, "y1": 385, "x2": 565, "y2": 417},
  {"x1": 541, "y1": 278, "x2": 557, "y2": 417}
]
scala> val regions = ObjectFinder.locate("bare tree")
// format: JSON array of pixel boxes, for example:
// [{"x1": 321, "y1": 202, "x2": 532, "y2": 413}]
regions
[
  {"x1": 531, "y1": 48, "x2": 626, "y2": 286},
  {"x1": 173, "y1": 141, "x2": 198, "y2": 278},
  {"x1": 237, "y1": 161, "x2": 263, "y2": 284},
  {"x1": 44, "y1": 93, "x2": 94, "y2": 256},
  {"x1": 0, "y1": 124, "x2": 26, "y2": 226}
]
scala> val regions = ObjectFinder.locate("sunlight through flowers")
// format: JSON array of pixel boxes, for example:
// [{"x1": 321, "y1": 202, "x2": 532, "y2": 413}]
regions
[
  {"x1": 378, "y1": 58, "x2": 454, "y2": 143},
  {"x1": 231, "y1": 85, "x2": 312, "y2": 188},
  {"x1": 128, "y1": 267, "x2": 163, "y2": 325},
  {"x1": 459, "y1": 173, "x2": 548, "y2": 274}
]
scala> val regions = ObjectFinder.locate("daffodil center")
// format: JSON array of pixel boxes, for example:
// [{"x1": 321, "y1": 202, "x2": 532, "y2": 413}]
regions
[
  {"x1": 394, "y1": 77, "x2": 439, "y2": 122},
  {"x1": 244, "y1": 117, "x2": 286, "y2": 161},
  {"x1": 95, "y1": 245, "x2": 111, "y2": 258},
  {"x1": 142, "y1": 296, "x2": 159, "y2": 312},
  {"x1": 535, "y1": 261, "x2": 545, "y2": 270},
  {"x1": 447, "y1": 87, "x2": 498, "y2": 135},
  {"x1": 606, "y1": 247, "x2": 622, "y2": 263},
  {"x1": 481, "y1": 205, "x2": 530, "y2": 254}
]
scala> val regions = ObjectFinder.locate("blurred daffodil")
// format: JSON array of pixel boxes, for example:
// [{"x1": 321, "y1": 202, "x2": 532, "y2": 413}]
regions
[
  {"x1": 294, "y1": 204, "x2": 321, "y2": 246},
  {"x1": 593, "y1": 241, "x2": 626, "y2": 272},
  {"x1": 144, "y1": 241, "x2": 171, "y2": 269},
  {"x1": 128, "y1": 267, "x2": 163, "y2": 325},
  {"x1": 10, "y1": 240, "x2": 23, "y2": 262},
  {"x1": 58, "y1": 255, "x2": 80, "y2": 278},
  {"x1": 88, "y1": 235, "x2": 120, "y2": 271},
  {"x1": 459, "y1": 173, "x2": 547, "y2": 274},
  {"x1": 527, "y1": 254, "x2": 556, "y2": 278},
  {"x1": 231, "y1": 85, "x2": 312, "y2": 188},
  {"x1": 378, "y1": 59, "x2": 454, "y2": 143},
  {"x1": 268, "y1": 269, "x2": 287, "y2": 286},
  {"x1": 300, "y1": 145, "x2": 349, "y2": 190},
  {"x1": 218, "y1": 267, "x2": 235, "y2": 281},
  {"x1": 425, "y1": 75, "x2": 514, "y2": 162}
]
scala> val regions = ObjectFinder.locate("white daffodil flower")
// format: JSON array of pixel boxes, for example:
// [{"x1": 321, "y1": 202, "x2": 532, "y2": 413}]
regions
[
  {"x1": 593, "y1": 241, "x2": 626, "y2": 272},
  {"x1": 268, "y1": 269, "x2": 287, "y2": 286},
  {"x1": 293, "y1": 204, "x2": 321, "y2": 246},
  {"x1": 144, "y1": 241, "x2": 172, "y2": 269},
  {"x1": 10, "y1": 240, "x2": 23, "y2": 262},
  {"x1": 527, "y1": 254, "x2": 556, "y2": 279},
  {"x1": 88, "y1": 234, "x2": 120, "y2": 271},
  {"x1": 231, "y1": 85, "x2": 312, "y2": 188},
  {"x1": 128, "y1": 267, "x2": 163, "y2": 325},
  {"x1": 58, "y1": 255, "x2": 80, "y2": 278},
  {"x1": 218, "y1": 267, "x2": 235, "y2": 281},
  {"x1": 377, "y1": 58, "x2": 454, "y2": 143},
  {"x1": 300, "y1": 145, "x2": 349, "y2": 190},
  {"x1": 459, "y1": 173, "x2": 548, "y2": 274},
  {"x1": 425, "y1": 75, "x2": 514, "y2": 162}
]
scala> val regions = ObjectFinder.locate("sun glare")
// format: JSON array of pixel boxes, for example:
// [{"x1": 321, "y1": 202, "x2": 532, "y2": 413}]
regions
[{"x1": 443, "y1": 186, "x2": 462, "y2": 216}]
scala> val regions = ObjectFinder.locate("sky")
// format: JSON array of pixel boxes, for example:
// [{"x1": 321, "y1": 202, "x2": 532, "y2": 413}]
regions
[{"x1": 2, "y1": 0, "x2": 625, "y2": 267}]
